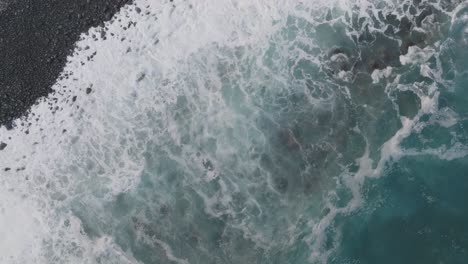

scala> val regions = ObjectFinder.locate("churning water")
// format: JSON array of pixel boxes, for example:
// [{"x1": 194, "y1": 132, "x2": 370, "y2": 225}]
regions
[{"x1": 0, "y1": 0, "x2": 467, "y2": 263}]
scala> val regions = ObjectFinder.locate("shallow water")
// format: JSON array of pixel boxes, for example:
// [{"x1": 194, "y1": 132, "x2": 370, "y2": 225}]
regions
[{"x1": 0, "y1": 0, "x2": 467, "y2": 263}]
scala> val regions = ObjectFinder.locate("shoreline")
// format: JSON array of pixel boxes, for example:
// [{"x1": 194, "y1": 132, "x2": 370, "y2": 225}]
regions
[{"x1": 0, "y1": 0, "x2": 132, "y2": 128}]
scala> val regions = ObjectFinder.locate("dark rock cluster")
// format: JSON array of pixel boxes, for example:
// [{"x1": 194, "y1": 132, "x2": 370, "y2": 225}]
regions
[{"x1": 323, "y1": 0, "x2": 454, "y2": 78}]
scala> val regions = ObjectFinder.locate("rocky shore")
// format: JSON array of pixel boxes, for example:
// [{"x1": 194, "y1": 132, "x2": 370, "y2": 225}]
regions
[{"x1": 0, "y1": 0, "x2": 132, "y2": 128}]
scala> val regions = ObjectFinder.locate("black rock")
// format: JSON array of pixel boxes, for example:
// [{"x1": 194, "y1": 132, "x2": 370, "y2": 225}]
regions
[
  {"x1": 0, "y1": 142, "x2": 7, "y2": 150},
  {"x1": 416, "y1": 7, "x2": 433, "y2": 27},
  {"x1": 202, "y1": 159, "x2": 214, "y2": 171}
]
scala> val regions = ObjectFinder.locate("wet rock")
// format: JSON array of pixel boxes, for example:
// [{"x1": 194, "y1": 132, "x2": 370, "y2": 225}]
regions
[
  {"x1": 358, "y1": 25, "x2": 375, "y2": 43},
  {"x1": 416, "y1": 7, "x2": 433, "y2": 27},
  {"x1": 202, "y1": 159, "x2": 214, "y2": 171},
  {"x1": 354, "y1": 32, "x2": 401, "y2": 73},
  {"x1": 409, "y1": 5, "x2": 417, "y2": 15},
  {"x1": 328, "y1": 52, "x2": 351, "y2": 73},
  {"x1": 401, "y1": 40, "x2": 417, "y2": 55},
  {"x1": 410, "y1": 29, "x2": 427, "y2": 46},
  {"x1": 136, "y1": 72, "x2": 146, "y2": 82},
  {"x1": 385, "y1": 13, "x2": 400, "y2": 27},
  {"x1": 384, "y1": 25, "x2": 395, "y2": 36},
  {"x1": 397, "y1": 90, "x2": 421, "y2": 119},
  {"x1": 325, "y1": 9, "x2": 332, "y2": 21},
  {"x1": 397, "y1": 16, "x2": 413, "y2": 41}
]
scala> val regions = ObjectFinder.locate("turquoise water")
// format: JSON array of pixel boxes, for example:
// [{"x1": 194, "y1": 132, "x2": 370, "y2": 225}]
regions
[
  {"x1": 90, "y1": 2, "x2": 468, "y2": 263},
  {"x1": 1, "y1": 0, "x2": 468, "y2": 263},
  {"x1": 331, "y1": 156, "x2": 468, "y2": 264},
  {"x1": 328, "y1": 3, "x2": 468, "y2": 263}
]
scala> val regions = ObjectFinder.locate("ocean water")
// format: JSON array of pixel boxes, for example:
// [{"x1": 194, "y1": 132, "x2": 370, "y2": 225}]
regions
[{"x1": 0, "y1": 0, "x2": 467, "y2": 263}]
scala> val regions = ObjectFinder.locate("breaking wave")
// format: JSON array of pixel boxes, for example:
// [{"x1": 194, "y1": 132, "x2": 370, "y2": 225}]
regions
[{"x1": 0, "y1": 0, "x2": 467, "y2": 263}]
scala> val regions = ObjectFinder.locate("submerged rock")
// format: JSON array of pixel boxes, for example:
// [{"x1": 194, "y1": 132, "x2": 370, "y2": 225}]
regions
[{"x1": 397, "y1": 90, "x2": 421, "y2": 119}]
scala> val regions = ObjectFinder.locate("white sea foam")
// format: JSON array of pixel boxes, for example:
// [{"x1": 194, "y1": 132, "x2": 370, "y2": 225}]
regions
[
  {"x1": 371, "y1": 66, "x2": 393, "y2": 83},
  {"x1": 0, "y1": 0, "x2": 466, "y2": 263},
  {"x1": 0, "y1": 0, "x2": 329, "y2": 262},
  {"x1": 400, "y1": 46, "x2": 436, "y2": 66}
]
